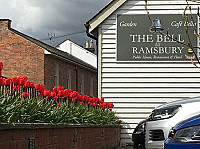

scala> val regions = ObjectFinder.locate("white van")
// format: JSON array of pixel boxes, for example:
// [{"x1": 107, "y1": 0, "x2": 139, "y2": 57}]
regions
[{"x1": 145, "y1": 97, "x2": 200, "y2": 149}]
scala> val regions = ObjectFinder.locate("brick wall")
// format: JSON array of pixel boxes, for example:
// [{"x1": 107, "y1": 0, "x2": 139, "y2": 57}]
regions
[
  {"x1": 77, "y1": 65, "x2": 97, "y2": 97},
  {"x1": 45, "y1": 54, "x2": 97, "y2": 97},
  {"x1": 0, "y1": 19, "x2": 97, "y2": 97},
  {"x1": 0, "y1": 123, "x2": 121, "y2": 149},
  {"x1": 0, "y1": 19, "x2": 45, "y2": 84}
]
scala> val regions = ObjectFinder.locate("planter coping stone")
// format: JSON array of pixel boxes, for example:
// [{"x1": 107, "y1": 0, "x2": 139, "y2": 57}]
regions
[{"x1": 0, "y1": 123, "x2": 121, "y2": 130}]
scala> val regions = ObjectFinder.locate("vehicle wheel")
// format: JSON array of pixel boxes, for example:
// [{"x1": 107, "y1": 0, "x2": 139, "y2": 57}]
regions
[{"x1": 134, "y1": 144, "x2": 145, "y2": 149}]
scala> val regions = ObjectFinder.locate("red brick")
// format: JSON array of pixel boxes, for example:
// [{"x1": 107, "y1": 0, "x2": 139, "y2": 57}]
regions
[
  {"x1": 16, "y1": 140, "x2": 28, "y2": 149},
  {"x1": 0, "y1": 142, "x2": 12, "y2": 148},
  {"x1": 44, "y1": 55, "x2": 97, "y2": 97},
  {"x1": 0, "y1": 130, "x2": 13, "y2": 142},
  {"x1": 0, "y1": 124, "x2": 120, "y2": 149},
  {"x1": 0, "y1": 20, "x2": 97, "y2": 97}
]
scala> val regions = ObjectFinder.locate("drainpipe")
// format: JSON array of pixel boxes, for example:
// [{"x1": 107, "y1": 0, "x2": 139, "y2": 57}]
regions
[
  {"x1": 75, "y1": 66, "x2": 78, "y2": 91},
  {"x1": 84, "y1": 22, "x2": 98, "y2": 97},
  {"x1": 84, "y1": 23, "x2": 97, "y2": 41}
]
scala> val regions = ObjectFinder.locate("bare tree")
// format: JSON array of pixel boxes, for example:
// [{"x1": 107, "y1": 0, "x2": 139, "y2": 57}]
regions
[{"x1": 144, "y1": 0, "x2": 200, "y2": 67}]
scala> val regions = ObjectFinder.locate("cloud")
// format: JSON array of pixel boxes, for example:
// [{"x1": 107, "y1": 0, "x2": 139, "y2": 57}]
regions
[{"x1": 0, "y1": 0, "x2": 112, "y2": 47}]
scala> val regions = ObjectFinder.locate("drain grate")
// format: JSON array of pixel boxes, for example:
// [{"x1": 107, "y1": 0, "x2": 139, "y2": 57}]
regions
[{"x1": 28, "y1": 137, "x2": 35, "y2": 149}]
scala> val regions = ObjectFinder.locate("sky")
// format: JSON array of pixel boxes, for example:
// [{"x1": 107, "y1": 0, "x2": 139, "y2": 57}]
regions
[{"x1": 0, "y1": 0, "x2": 112, "y2": 48}]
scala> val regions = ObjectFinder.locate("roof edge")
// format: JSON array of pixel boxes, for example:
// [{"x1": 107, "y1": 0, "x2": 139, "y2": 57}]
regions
[
  {"x1": 9, "y1": 28, "x2": 97, "y2": 71},
  {"x1": 87, "y1": 0, "x2": 126, "y2": 33}
]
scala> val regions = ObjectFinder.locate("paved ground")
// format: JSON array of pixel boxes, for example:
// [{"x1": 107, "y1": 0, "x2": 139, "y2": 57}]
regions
[{"x1": 116, "y1": 146, "x2": 133, "y2": 149}]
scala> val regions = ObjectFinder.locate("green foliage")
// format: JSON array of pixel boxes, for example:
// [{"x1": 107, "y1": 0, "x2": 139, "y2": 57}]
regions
[{"x1": 0, "y1": 93, "x2": 119, "y2": 125}]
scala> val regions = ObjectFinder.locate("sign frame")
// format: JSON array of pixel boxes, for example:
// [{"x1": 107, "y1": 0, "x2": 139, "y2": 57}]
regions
[{"x1": 116, "y1": 14, "x2": 199, "y2": 62}]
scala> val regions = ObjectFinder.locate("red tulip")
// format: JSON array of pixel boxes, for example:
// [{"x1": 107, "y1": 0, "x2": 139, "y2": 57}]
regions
[
  {"x1": 107, "y1": 102, "x2": 114, "y2": 110},
  {"x1": 51, "y1": 92, "x2": 56, "y2": 97},
  {"x1": 51, "y1": 92, "x2": 58, "y2": 100},
  {"x1": 4, "y1": 78, "x2": 11, "y2": 86},
  {"x1": 58, "y1": 90, "x2": 65, "y2": 98},
  {"x1": 72, "y1": 97, "x2": 77, "y2": 102},
  {"x1": 34, "y1": 84, "x2": 40, "y2": 90},
  {"x1": 65, "y1": 88, "x2": 71, "y2": 93},
  {"x1": 101, "y1": 106, "x2": 106, "y2": 110},
  {"x1": 35, "y1": 84, "x2": 45, "y2": 95},
  {"x1": 64, "y1": 89, "x2": 71, "y2": 98},
  {"x1": 0, "y1": 62, "x2": 3, "y2": 71},
  {"x1": 57, "y1": 86, "x2": 64, "y2": 91},
  {"x1": 100, "y1": 98, "x2": 104, "y2": 103},
  {"x1": 39, "y1": 84, "x2": 46, "y2": 92},
  {"x1": 96, "y1": 98, "x2": 100, "y2": 104},
  {"x1": 12, "y1": 77, "x2": 19, "y2": 86},
  {"x1": 19, "y1": 76, "x2": 28, "y2": 82},
  {"x1": 19, "y1": 80, "x2": 25, "y2": 86},
  {"x1": 99, "y1": 103, "x2": 103, "y2": 107},
  {"x1": 53, "y1": 86, "x2": 64, "y2": 94},
  {"x1": 109, "y1": 102, "x2": 114, "y2": 108},
  {"x1": 84, "y1": 95, "x2": 90, "y2": 102},
  {"x1": 34, "y1": 84, "x2": 45, "y2": 96},
  {"x1": 93, "y1": 102, "x2": 97, "y2": 107},
  {"x1": 69, "y1": 91, "x2": 79, "y2": 99},
  {"x1": 13, "y1": 85, "x2": 20, "y2": 92},
  {"x1": 23, "y1": 92, "x2": 30, "y2": 98},
  {"x1": 43, "y1": 89, "x2": 51, "y2": 97},
  {"x1": 91, "y1": 97, "x2": 96, "y2": 103},
  {"x1": 103, "y1": 102, "x2": 107, "y2": 107},
  {"x1": 23, "y1": 81, "x2": 30, "y2": 88},
  {"x1": 89, "y1": 98, "x2": 93, "y2": 103},
  {"x1": 53, "y1": 87, "x2": 58, "y2": 94},
  {"x1": 18, "y1": 76, "x2": 28, "y2": 86},
  {"x1": 80, "y1": 101, "x2": 84, "y2": 105},
  {"x1": 77, "y1": 94, "x2": 82, "y2": 101},
  {"x1": 57, "y1": 103, "x2": 61, "y2": 107},
  {"x1": 29, "y1": 82, "x2": 35, "y2": 88},
  {"x1": 53, "y1": 96, "x2": 58, "y2": 101}
]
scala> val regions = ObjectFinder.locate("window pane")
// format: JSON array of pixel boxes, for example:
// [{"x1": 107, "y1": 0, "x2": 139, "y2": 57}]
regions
[
  {"x1": 54, "y1": 64, "x2": 59, "y2": 86},
  {"x1": 67, "y1": 69, "x2": 71, "y2": 89},
  {"x1": 80, "y1": 73, "x2": 84, "y2": 94},
  {"x1": 90, "y1": 77, "x2": 93, "y2": 97}
]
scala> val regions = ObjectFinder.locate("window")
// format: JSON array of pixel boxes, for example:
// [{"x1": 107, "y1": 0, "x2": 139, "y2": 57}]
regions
[
  {"x1": 54, "y1": 64, "x2": 59, "y2": 86},
  {"x1": 67, "y1": 69, "x2": 71, "y2": 89},
  {"x1": 80, "y1": 73, "x2": 84, "y2": 94},
  {"x1": 90, "y1": 77, "x2": 93, "y2": 97}
]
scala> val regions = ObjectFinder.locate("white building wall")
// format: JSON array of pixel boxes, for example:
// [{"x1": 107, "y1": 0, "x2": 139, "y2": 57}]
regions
[
  {"x1": 99, "y1": 0, "x2": 200, "y2": 145},
  {"x1": 57, "y1": 40, "x2": 97, "y2": 68}
]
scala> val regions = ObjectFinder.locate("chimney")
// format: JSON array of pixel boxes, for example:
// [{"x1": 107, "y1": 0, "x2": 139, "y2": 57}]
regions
[
  {"x1": 85, "y1": 40, "x2": 89, "y2": 48},
  {"x1": 90, "y1": 40, "x2": 93, "y2": 48},
  {"x1": 0, "y1": 19, "x2": 11, "y2": 30},
  {"x1": 85, "y1": 40, "x2": 95, "y2": 54}
]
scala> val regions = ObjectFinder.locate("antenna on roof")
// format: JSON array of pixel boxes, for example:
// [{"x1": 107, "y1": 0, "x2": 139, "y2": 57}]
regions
[{"x1": 48, "y1": 33, "x2": 56, "y2": 44}]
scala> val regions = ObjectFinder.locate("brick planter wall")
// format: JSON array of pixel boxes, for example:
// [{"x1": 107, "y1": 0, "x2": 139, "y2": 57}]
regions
[{"x1": 0, "y1": 123, "x2": 121, "y2": 149}]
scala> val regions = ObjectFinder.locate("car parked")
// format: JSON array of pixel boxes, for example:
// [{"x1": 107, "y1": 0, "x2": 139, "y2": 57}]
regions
[
  {"x1": 145, "y1": 96, "x2": 200, "y2": 149},
  {"x1": 132, "y1": 119, "x2": 147, "y2": 149},
  {"x1": 164, "y1": 113, "x2": 200, "y2": 149}
]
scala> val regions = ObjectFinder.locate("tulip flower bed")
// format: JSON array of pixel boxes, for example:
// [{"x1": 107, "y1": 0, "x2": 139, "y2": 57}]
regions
[{"x1": 0, "y1": 62, "x2": 118, "y2": 125}]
